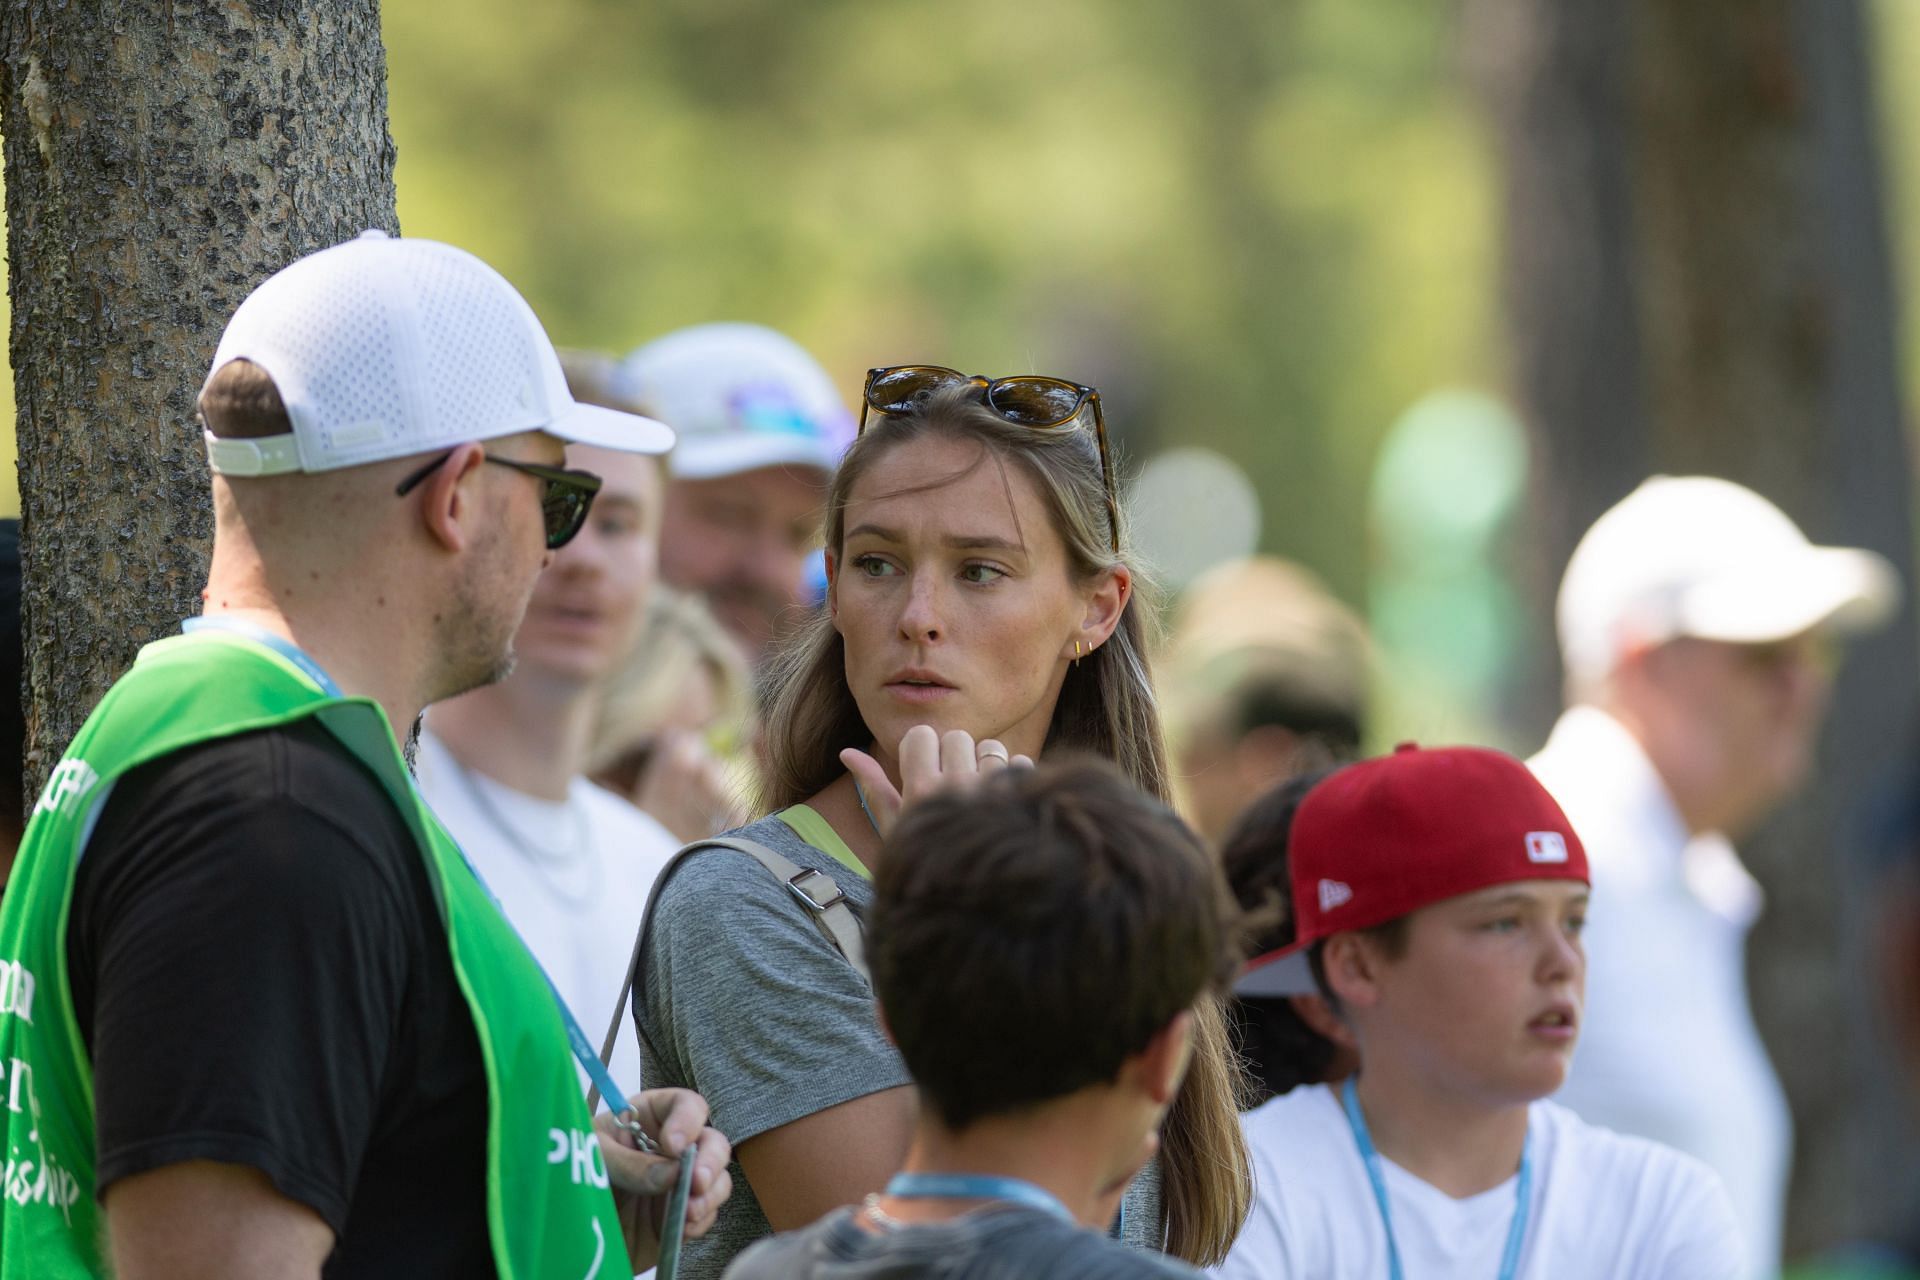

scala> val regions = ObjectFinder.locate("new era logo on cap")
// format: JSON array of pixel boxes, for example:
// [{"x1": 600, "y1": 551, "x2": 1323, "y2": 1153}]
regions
[
  {"x1": 1525, "y1": 831, "x2": 1569, "y2": 864},
  {"x1": 1318, "y1": 879, "x2": 1354, "y2": 912}
]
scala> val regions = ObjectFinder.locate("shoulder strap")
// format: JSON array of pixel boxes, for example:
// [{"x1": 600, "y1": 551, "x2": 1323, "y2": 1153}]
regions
[{"x1": 588, "y1": 836, "x2": 869, "y2": 1114}]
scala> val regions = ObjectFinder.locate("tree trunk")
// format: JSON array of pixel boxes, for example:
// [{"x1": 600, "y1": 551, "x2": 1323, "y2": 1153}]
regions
[
  {"x1": 1466, "y1": 0, "x2": 1652, "y2": 734},
  {"x1": 1479, "y1": 0, "x2": 1920, "y2": 1255},
  {"x1": 0, "y1": 0, "x2": 398, "y2": 806}
]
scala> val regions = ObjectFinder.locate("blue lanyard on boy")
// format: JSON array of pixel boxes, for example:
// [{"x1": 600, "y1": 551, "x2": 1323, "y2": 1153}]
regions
[
  {"x1": 1340, "y1": 1076, "x2": 1533, "y2": 1280},
  {"x1": 183, "y1": 617, "x2": 655, "y2": 1145},
  {"x1": 885, "y1": 1173, "x2": 1076, "y2": 1224},
  {"x1": 885, "y1": 1172, "x2": 1129, "y2": 1241}
]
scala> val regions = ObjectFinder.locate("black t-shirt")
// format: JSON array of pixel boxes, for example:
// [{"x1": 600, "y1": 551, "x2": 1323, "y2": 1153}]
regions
[{"x1": 68, "y1": 718, "x2": 495, "y2": 1278}]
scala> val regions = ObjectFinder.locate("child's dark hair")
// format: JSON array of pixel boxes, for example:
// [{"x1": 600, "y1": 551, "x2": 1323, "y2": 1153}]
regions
[
  {"x1": 1219, "y1": 767, "x2": 1406, "y2": 1103},
  {"x1": 868, "y1": 757, "x2": 1246, "y2": 1130}
]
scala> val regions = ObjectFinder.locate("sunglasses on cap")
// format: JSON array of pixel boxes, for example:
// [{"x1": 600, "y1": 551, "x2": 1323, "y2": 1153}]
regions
[
  {"x1": 395, "y1": 450, "x2": 603, "y2": 550},
  {"x1": 859, "y1": 365, "x2": 1119, "y2": 553}
]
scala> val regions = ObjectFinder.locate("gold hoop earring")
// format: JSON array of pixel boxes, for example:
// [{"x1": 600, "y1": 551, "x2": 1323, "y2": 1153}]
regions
[{"x1": 1073, "y1": 640, "x2": 1083, "y2": 667}]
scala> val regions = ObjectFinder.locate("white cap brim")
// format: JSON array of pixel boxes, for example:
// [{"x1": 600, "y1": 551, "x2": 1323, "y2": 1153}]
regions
[
  {"x1": 1676, "y1": 546, "x2": 1900, "y2": 644},
  {"x1": 1233, "y1": 945, "x2": 1317, "y2": 998},
  {"x1": 544, "y1": 399, "x2": 675, "y2": 456}
]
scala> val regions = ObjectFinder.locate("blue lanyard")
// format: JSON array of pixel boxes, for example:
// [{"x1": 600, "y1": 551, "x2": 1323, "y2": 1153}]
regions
[
  {"x1": 184, "y1": 616, "x2": 346, "y2": 698},
  {"x1": 885, "y1": 1173, "x2": 1076, "y2": 1224},
  {"x1": 1340, "y1": 1077, "x2": 1533, "y2": 1280},
  {"x1": 181, "y1": 618, "x2": 652, "y2": 1139}
]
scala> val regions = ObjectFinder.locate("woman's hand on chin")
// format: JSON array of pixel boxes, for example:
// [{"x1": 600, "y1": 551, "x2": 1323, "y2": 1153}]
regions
[{"x1": 840, "y1": 726, "x2": 1033, "y2": 838}]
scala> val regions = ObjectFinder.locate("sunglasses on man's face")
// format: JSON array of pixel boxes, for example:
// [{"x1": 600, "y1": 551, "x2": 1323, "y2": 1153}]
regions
[
  {"x1": 395, "y1": 450, "x2": 603, "y2": 549},
  {"x1": 858, "y1": 364, "x2": 1120, "y2": 553}
]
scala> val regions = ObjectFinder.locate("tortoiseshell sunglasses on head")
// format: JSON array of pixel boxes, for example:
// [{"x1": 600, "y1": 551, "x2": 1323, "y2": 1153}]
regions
[{"x1": 858, "y1": 364, "x2": 1119, "y2": 554}]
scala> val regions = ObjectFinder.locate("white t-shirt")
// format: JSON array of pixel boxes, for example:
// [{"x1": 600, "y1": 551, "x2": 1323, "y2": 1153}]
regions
[
  {"x1": 1214, "y1": 1085, "x2": 1745, "y2": 1280},
  {"x1": 1530, "y1": 706, "x2": 1790, "y2": 1278},
  {"x1": 414, "y1": 730, "x2": 677, "y2": 1096}
]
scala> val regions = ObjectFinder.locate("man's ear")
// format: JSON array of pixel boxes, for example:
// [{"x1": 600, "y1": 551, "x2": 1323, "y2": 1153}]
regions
[
  {"x1": 1321, "y1": 933, "x2": 1384, "y2": 1012},
  {"x1": 1071, "y1": 563, "x2": 1131, "y2": 660},
  {"x1": 415, "y1": 444, "x2": 488, "y2": 554}
]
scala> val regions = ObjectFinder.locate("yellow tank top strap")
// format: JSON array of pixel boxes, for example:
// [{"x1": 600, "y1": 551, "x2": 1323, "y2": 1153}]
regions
[{"x1": 775, "y1": 803, "x2": 872, "y2": 882}]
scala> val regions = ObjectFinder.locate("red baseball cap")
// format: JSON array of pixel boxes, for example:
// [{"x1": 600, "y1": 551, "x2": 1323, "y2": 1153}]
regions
[{"x1": 1235, "y1": 744, "x2": 1589, "y2": 997}]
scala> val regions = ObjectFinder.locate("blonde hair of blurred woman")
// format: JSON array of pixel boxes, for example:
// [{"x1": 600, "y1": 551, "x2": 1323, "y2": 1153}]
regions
[{"x1": 588, "y1": 585, "x2": 753, "y2": 840}]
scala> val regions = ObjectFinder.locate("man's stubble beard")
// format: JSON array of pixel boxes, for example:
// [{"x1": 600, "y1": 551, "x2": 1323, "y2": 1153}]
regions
[
  {"x1": 430, "y1": 546, "x2": 533, "y2": 707},
  {"x1": 443, "y1": 599, "x2": 521, "y2": 701}
]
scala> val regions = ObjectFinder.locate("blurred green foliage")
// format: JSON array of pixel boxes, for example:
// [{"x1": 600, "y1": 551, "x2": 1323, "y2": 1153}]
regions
[
  {"x1": 381, "y1": 0, "x2": 1500, "y2": 605},
  {"x1": 1874, "y1": 0, "x2": 1920, "y2": 424}
]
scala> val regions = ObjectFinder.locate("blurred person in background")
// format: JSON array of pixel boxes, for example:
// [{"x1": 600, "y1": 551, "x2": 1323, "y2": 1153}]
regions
[
  {"x1": 614, "y1": 323, "x2": 854, "y2": 667},
  {"x1": 0, "y1": 520, "x2": 22, "y2": 879},
  {"x1": 633, "y1": 370, "x2": 1253, "y2": 1278},
  {"x1": 417, "y1": 349, "x2": 681, "y2": 1094},
  {"x1": 1162, "y1": 558, "x2": 1369, "y2": 1115},
  {"x1": 1220, "y1": 745, "x2": 1744, "y2": 1279},
  {"x1": 1529, "y1": 476, "x2": 1900, "y2": 1279},
  {"x1": 1159, "y1": 556, "x2": 1369, "y2": 846},
  {"x1": 1218, "y1": 768, "x2": 1358, "y2": 1107},
  {"x1": 589, "y1": 584, "x2": 753, "y2": 842},
  {"x1": 725, "y1": 761, "x2": 1242, "y2": 1280}
]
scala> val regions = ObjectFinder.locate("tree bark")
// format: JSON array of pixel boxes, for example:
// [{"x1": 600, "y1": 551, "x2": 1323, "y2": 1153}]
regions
[
  {"x1": 1466, "y1": 0, "x2": 1651, "y2": 733},
  {"x1": 1478, "y1": 0, "x2": 1920, "y2": 1254},
  {"x1": 0, "y1": 0, "x2": 398, "y2": 802}
]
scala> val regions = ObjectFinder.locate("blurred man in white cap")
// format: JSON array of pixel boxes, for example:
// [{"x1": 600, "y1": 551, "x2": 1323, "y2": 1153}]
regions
[
  {"x1": 614, "y1": 323, "x2": 854, "y2": 665},
  {"x1": 1529, "y1": 475, "x2": 1899, "y2": 1279}
]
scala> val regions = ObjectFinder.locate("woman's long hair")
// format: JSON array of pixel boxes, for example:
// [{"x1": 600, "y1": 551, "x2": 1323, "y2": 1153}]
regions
[{"x1": 759, "y1": 384, "x2": 1251, "y2": 1263}]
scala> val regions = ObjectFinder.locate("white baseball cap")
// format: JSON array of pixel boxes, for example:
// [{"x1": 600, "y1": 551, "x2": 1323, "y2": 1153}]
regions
[
  {"x1": 1557, "y1": 475, "x2": 1899, "y2": 685},
  {"x1": 202, "y1": 231, "x2": 674, "y2": 476},
  {"x1": 611, "y1": 323, "x2": 854, "y2": 481}
]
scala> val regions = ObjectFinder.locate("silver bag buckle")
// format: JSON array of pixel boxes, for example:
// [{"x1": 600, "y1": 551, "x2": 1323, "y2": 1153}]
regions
[{"x1": 786, "y1": 868, "x2": 845, "y2": 912}]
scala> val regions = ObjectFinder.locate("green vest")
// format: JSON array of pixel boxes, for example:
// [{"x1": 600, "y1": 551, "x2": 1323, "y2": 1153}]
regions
[{"x1": 0, "y1": 629, "x2": 624, "y2": 1277}]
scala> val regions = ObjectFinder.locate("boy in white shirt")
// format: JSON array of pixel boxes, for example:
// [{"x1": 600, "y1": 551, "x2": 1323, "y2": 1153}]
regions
[{"x1": 1216, "y1": 744, "x2": 1745, "y2": 1280}]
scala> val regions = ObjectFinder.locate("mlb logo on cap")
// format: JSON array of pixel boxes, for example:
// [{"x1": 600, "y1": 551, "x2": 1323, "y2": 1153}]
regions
[
  {"x1": 1235, "y1": 744, "x2": 1591, "y2": 998},
  {"x1": 1526, "y1": 831, "x2": 1569, "y2": 864}
]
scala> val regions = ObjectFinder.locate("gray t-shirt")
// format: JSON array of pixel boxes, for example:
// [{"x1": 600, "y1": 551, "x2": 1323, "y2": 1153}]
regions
[
  {"x1": 637, "y1": 812, "x2": 1166, "y2": 1279},
  {"x1": 638, "y1": 813, "x2": 912, "y2": 1280},
  {"x1": 721, "y1": 1205, "x2": 1202, "y2": 1280}
]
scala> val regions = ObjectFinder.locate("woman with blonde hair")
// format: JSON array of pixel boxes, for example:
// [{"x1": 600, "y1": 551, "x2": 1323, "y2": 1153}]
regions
[
  {"x1": 588, "y1": 585, "x2": 752, "y2": 842},
  {"x1": 632, "y1": 367, "x2": 1252, "y2": 1279}
]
